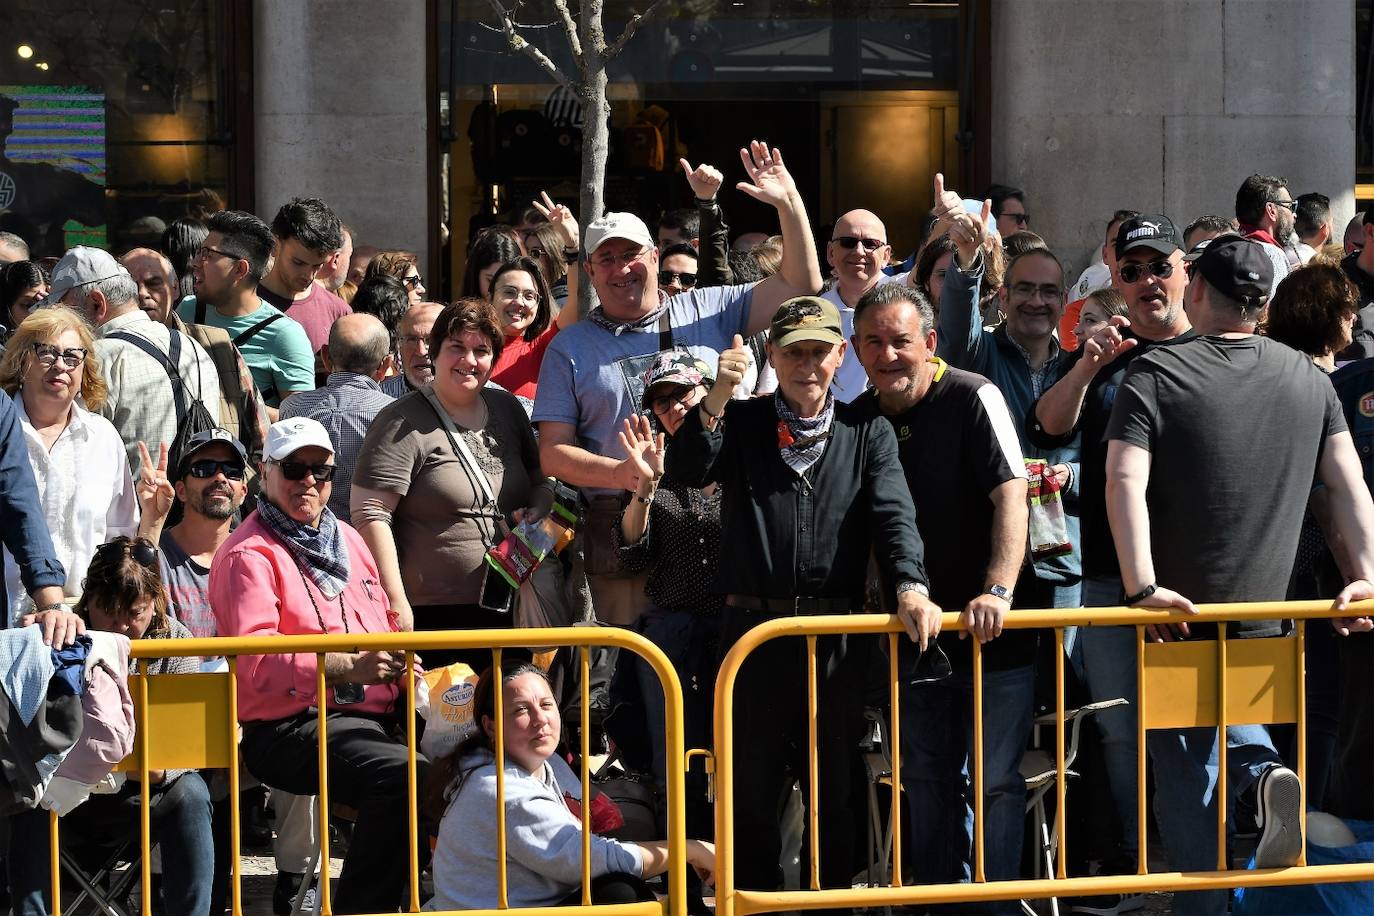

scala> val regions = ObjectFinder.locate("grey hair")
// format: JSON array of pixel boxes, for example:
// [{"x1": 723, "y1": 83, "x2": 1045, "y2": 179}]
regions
[
  {"x1": 854, "y1": 282, "x2": 937, "y2": 336},
  {"x1": 0, "y1": 232, "x2": 28, "y2": 258},
  {"x1": 91, "y1": 272, "x2": 139, "y2": 307}
]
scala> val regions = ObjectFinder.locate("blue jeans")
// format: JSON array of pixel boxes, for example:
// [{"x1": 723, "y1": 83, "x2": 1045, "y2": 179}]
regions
[
  {"x1": 901, "y1": 664, "x2": 1035, "y2": 915},
  {"x1": 1147, "y1": 725, "x2": 1282, "y2": 916},
  {"x1": 6, "y1": 770, "x2": 215, "y2": 916},
  {"x1": 1077, "y1": 575, "x2": 1142, "y2": 871}
]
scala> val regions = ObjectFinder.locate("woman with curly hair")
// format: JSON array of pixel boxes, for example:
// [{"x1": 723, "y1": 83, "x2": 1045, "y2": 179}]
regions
[
  {"x1": 0, "y1": 308, "x2": 166, "y2": 617},
  {"x1": 364, "y1": 249, "x2": 426, "y2": 304},
  {"x1": 1265, "y1": 263, "x2": 1358, "y2": 372}
]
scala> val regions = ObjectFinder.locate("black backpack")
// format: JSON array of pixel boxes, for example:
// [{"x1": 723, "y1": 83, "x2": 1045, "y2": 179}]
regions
[{"x1": 107, "y1": 328, "x2": 218, "y2": 475}]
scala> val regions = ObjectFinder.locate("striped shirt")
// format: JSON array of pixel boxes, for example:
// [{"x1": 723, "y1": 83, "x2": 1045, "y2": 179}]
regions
[{"x1": 279, "y1": 372, "x2": 394, "y2": 523}]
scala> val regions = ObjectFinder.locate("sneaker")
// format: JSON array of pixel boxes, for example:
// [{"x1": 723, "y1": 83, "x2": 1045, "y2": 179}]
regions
[
  {"x1": 1070, "y1": 893, "x2": 1146, "y2": 915},
  {"x1": 298, "y1": 884, "x2": 318, "y2": 914},
  {"x1": 1254, "y1": 764, "x2": 1303, "y2": 868},
  {"x1": 272, "y1": 871, "x2": 306, "y2": 916}
]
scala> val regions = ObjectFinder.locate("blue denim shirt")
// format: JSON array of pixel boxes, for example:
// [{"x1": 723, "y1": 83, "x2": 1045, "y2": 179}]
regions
[
  {"x1": 0, "y1": 389, "x2": 65, "y2": 620},
  {"x1": 935, "y1": 254, "x2": 1081, "y2": 583}
]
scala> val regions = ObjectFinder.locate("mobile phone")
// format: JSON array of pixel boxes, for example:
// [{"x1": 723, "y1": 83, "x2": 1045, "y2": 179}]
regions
[
  {"x1": 478, "y1": 564, "x2": 514, "y2": 613},
  {"x1": 333, "y1": 682, "x2": 365, "y2": 705}
]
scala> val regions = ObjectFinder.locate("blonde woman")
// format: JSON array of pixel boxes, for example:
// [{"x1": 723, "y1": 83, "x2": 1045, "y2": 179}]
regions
[{"x1": 0, "y1": 307, "x2": 169, "y2": 618}]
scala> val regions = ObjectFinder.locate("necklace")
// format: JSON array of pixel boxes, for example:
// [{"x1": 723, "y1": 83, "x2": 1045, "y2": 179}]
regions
[{"x1": 297, "y1": 564, "x2": 350, "y2": 634}]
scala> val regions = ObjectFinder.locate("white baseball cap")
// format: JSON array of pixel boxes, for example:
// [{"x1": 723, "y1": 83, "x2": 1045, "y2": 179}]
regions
[
  {"x1": 264, "y1": 417, "x2": 335, "y2": 461},
  {"x1": 37, "y1": 246, "x2": 131, "y2": 307},
  {"x1": 583, "y1": 212, "x2": 656, "y2": 258}
]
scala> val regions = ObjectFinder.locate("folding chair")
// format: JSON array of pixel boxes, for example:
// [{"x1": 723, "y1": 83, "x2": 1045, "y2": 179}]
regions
[
  {"x1": 51, "y1": 671, "x2": 235, "y2": 916},
  {"x1": 1019, "y1": 698, "x2": 1129, "y2": 916}
]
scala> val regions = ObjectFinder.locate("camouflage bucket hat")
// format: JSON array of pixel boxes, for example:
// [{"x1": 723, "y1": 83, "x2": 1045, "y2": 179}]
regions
[{"x1": 640, "y1": 350, "x2": 715, "y2": 409}]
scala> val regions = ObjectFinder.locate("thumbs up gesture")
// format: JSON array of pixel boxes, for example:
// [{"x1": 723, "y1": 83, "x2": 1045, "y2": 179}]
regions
[
  {"x1": 701, "y1": 334, "x2": 751, "y2": 422},
  {"x1": 932, "y1": 173, "x2": 992, "y2": 267}
]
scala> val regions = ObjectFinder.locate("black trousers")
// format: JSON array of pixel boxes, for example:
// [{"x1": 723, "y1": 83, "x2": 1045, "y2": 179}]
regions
[
  {"x1": 721, "y1": 608, "x2": 869, "y2": 893},
  {"x1": 557, "y1": 872, "x2": 657, "y2": 905},
  {"x1": 241, "y1": 711, "x2": 431, "y2": 915}
]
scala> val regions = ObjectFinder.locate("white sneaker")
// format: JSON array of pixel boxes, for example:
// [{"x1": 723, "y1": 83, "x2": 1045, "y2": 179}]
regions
[{"x1": 1254, "y1": 764, "x2": 1303, "y2": 868}]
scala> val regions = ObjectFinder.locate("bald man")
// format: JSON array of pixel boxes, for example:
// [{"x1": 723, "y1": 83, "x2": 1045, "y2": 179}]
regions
[
  {"x1": 121, "y1": 247, "x2": 178, "y2": 322},
  {"x1": 0, "y1": 231, "x2": 29, "y2": 264},
  {"x1": 381, "y1": 301, "x2": 443, "y2": 396},
  {"x1": 823, "y1": 208, "x2": 904, "y2": 402},
  {"x1": 279, "y1": 313, "x2": 395, "y2": 523}
]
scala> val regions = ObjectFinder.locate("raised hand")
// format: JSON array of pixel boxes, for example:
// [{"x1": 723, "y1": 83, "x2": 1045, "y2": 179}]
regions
[
  {"x1": 531, "y1": 191, "x2": 579, "y2": 252},
  {"x1": 680, "y1": 158, "x2": 723, "y2": 202},
  {"x1": 932, "y1": 173, "x2": 991, "y2": 264},
  {"x1": 736, "y1": 141, "x2": 799, "y2": 210},
  {"x1": 1077, "y1": 315, "x2": 1138, "y2": 378},
  {"x1": 617, "y1": 415, "x2": 666, "y2": 484},
  {"x1": 136, "y1": 441, "x2": 176, "y2": 524}
]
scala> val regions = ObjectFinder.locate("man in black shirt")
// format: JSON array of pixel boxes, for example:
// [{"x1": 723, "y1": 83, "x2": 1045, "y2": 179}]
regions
[
  {"x1": 1339, "y1": 205, "x2": 1374, "y2": 359},
  {"x1": 852, "y1": 283, "x2": 1031, "y2": 906},
  {"x1": 667, "y1": 296, "x2": 937, "y2": 898},
  {"x1": 1106, "y1": 234, "x2": 1374, "y2": 911},
  {"x1": 1025, "y1": 215, "x2": 1193, "y2": 906}
]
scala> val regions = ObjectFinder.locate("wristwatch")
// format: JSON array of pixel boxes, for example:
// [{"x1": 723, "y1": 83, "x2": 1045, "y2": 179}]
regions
[
  {"x1": 897, "y1": 581, "x2": 929, "y2": 597},
  {"x1": 985, "y1": 584, "x2": 1013, "y2": 603}
]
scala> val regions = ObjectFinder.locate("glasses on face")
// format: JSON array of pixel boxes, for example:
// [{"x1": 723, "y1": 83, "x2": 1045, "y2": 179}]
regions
[
  {"x1": 187, "y1": 459, "x2": 246, "y2": 481},
  {"x1": 658, "y1": 270, "x2": 697, "y2": 288},
  {"x1": 32, "y1": 342, "x2": 87, "y2": 370},
  {"x1": 1004, "y1": 212, "x2": 1030, "y2": 227},
  {"x1": 398, "y1": 333, "x2": 431, "y2": 349},
  {"x1": 403, "y1": 274, "x2": 424, "y2": 290},
  {"x1": 95, "y1": 536, "x2": 159, "y2": 569},
  {"x1": 589, "y1": 247, "x2": 648, "y2": 270},
  {"x1": 1269, "y1": 198, "x2": 1297, "y2": 213},
  {"x1": 832, "y1": 235, "x2": 887, "y2": 251},
  {"x1": 1119, "y1": 259, "x2": 1177, "y2": 284},
  {"x1": 497, "y1": 284, "x2": 539, "y2": 304},
  {"x1": 650, "y1": 387, "x2": 697, "y2": 415},
  {"x1": 193, "y1": 245, "x2": 238, "y2": 263},
  {"x1": 527, "y1": 247, "x2": 547, "y2": 259},
  {"x1": 1010, "y1": 282, "x2": 1063, "y2": 303},
  {"x1": 270, "y1": 460, "x2": 337, "y2": 482}
]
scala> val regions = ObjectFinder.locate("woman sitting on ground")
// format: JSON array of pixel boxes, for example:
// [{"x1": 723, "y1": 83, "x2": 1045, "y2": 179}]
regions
[{"x1": 426, "y1": 659, "x2": 714, "y2": 911}]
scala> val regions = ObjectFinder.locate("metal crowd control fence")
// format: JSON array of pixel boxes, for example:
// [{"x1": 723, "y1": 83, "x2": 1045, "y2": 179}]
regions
[
  {"x1": 46, "y1": 627, "x2": 687, "y2": 916},
  {"x1": 712, "y1": 601, "x2": 1374, "y2": 916}
]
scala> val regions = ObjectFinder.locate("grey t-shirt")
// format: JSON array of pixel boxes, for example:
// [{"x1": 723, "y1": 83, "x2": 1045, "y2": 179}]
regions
[
  {"x1": 531, "y1": 284, "x2": 754, "y2": 494},
  {"x1": 1106, "y1": 335, "x2": 1345, "y2": 636}
]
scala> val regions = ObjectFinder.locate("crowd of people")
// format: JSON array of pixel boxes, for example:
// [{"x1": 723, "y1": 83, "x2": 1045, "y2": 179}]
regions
[{"x1": 1, "y1": 142, "x2": 1373, "y2": 916}]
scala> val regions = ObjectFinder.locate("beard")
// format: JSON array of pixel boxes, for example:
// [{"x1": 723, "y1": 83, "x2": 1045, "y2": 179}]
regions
[{"x1": 188, "y1": 485, "x2": 239, "y2": 520}]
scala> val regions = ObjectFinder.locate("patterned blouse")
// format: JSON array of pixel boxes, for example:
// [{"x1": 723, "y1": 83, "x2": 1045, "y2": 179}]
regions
[{"x1": 613, "y1": 482, "x2": 723, "y2": 615}]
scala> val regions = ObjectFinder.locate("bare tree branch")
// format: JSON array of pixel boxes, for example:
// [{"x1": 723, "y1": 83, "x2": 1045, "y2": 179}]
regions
[
  {"x1": 604, "y1": 0, "x2": 670, "y2": 62},
  {"x1": 551, "y1": 0, "x2": 582, "y2": 59},
  {"x1": 486, "y1": 0, "x2": 579, "y2": 94}
]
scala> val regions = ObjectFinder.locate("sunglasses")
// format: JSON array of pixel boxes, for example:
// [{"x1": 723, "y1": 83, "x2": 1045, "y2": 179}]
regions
[
  {"x1": 901, "y1": 641, "x2": 954, "y2": 685},
  {"x1": 403, "y1": 274, "x2": 424, "y2": 290},
  {"x1": 1119, "y1": 259, "x2": 1177, "y2": 284},
  {"x1": 95, "y1": 537, "x2": 159, "y2": 569},
  {"x1": 270, "y1": 460, "x2": 337, "y2": 482},
  {"x1": 658, "y1": 270, "x2": 697, "y2": 288},
  {"x1": 1005, "y1": 212, "x2": 1030, "y2": 226},
  {"x1": 1269, "y1": 198, "x2": 1297, "y2": 213},
  {"x1": 187, "y1": 459, "x2": 246, "y2": 481},
  {"x1": 831, "y1": 235, "x2": 887, "y2": 251},
  {"x1": 32, "y1": 342, "x2": 87, "y2": 370},
  {"x1": 650, "y1": 387, "x2": 697, "y2": 415}
]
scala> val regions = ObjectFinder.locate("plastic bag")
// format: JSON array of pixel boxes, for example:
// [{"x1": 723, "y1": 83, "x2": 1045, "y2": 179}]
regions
[
  {"x1": 1025, "y1": 459, "x2": 1072, "y2": 561},
  {"x1": 417, "y1": 662, "x2": 479, "y2": 760}
]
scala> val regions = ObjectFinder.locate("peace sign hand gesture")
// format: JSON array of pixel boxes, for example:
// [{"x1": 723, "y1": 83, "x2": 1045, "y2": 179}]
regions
[
  {"x1": 531, "y1": 191, "x2": 579, "y2": 252},
  {"x1": 136, "y1": 440, "x2": 176, "y2": 528},
  {"x1": 736, "y1": 140, "x2": 799, "y2": 210}
]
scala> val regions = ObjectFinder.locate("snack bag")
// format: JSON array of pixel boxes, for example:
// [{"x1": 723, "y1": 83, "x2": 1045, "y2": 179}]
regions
[
  {"x1": 486, "y1": 482, "x2": 578, "y2": 588},
  {"x1": 1025, "y1": 459, "x2": 1072, "y2": 561},
  {"x1": 419, "y1": 662, "x2": 479, "y2": 759}
]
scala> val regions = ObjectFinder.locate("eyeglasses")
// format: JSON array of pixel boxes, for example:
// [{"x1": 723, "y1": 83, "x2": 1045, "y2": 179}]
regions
[
  {"x1": 1009, "y1": 283, "x2": 1063, "y2": 302},
  {"x1": 398, "y1": 333, "x2": 431, "y2": 349},
  {"x1": 650, "y1": 387, "x2": 697, "y2": 415},
  {"x1": 1269, "y1": 198, "x2": 1297, "y2": 213},
  {"x1": 193, "y1": 245, "x2": 238, "y2": 263},
  {"x1": 95, "y1": 537, "x2": 159, "y2": 569},
  {"x1": 658, "y1": 270, "x2": 697, "y2": 288},
  {"x1": 496, "y1": 284, "x2": 539, "y2": 304},
  {"x1": 31, "y1": 342, "x2": 87, "y2": 370},
  {"x1": 403, "y1": 274, "x2": 424, "y2": 290},
  {"x1": 589, "y1": 247, "x2": 648, "y2": 270},
  {"x1": 1005, "y1": 212, "x2": 1030, "y2": 227},
  {"x1": 831, "y1": 235, "x2": 888, "y2": 251},
  {"x1": 1118, "y1": 259, "x2": 1177, "y2": 284},
  {"x1": 269, "y1": 460, "x2": 337, "y2": 482},
  {"x1": 187, "y1": 459, "x2": 246, "y2": 481}
]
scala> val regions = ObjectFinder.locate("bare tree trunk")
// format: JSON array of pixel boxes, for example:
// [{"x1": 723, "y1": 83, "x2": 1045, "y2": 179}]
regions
[{"x1": 578, "y1": 1, "x2": 609, "y2": 316}]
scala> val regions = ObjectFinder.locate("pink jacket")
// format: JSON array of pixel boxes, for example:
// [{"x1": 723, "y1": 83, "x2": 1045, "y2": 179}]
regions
[
  {"x1": 53, "y1": 633, "x2": 134, "y2": 785},
  {"x1": 209, "y1": 511, "x2": 400, "y2": 722}
]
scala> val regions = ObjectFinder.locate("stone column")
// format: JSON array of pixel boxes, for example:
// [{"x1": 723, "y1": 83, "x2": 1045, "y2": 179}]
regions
[
  {"x1": 989, "y1": 0, "x2": 1355, "y2": 280},
  {"x1": 253, "y1": 0, "x2": 430, "y2": 277}
]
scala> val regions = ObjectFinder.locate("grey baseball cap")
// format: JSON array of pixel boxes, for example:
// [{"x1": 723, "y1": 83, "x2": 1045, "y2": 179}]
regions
[{"x1": 36, "y1": 246, "x2": 131, "y2": 307}]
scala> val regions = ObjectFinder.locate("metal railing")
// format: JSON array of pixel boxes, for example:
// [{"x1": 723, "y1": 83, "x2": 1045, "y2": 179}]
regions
[
  {"x1": 46, "y1": 627, "x2": 687, "y2": 916},
  {"x1": 711, "y1": 601, "x2": 1374, "y2": 916}
]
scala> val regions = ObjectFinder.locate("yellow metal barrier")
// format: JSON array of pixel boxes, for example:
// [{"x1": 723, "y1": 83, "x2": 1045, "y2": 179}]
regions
[
  {"x1": 45, "y1": 627, "x2": 687, "y2": 916},
  {"x1": 712, "y1": 600, "x2": 1374, "y2": 916}
]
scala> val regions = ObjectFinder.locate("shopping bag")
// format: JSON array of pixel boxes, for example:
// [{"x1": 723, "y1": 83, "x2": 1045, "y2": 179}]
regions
[{"x1": 1025, "y1": 459, "x2": 1072, "y2": 561}]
